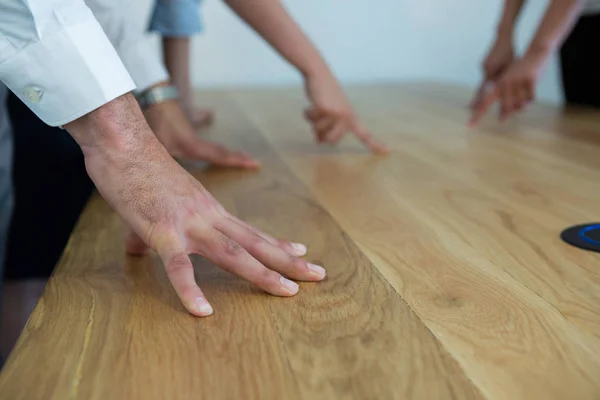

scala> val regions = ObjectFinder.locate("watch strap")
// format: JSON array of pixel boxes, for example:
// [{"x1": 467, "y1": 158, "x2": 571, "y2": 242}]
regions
[{"x1": 136, "y1": 85, "x2": 180, "y2": 109}]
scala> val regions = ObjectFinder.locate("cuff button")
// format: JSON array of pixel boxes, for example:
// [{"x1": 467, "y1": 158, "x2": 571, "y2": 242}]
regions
[{"x1": 24, "y1": 86, "x2": 44, "y2": 103}]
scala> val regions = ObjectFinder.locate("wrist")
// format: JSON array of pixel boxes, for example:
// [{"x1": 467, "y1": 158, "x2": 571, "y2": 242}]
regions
[
  {"x1": 496, "y1": 19, "x2": 515, "y2": 40},
  {"x1": 300, "y1": 58, "x2": 332, "y2": 81},
  {"x1": 65, "y1": 94, "x2": 157, "y2": 158},
  {"x1": 526, "y1": 40, "x2": 554, "y2": 59},
  {"x1": 135, "y1": 83, "x2": 180, "y2": 111},
  {"x1": 148, "y1": 81, "x2": 170, "y2": 89},
  {"x1": 495, "y1": 26, "x2": 514, "y2": 46}
]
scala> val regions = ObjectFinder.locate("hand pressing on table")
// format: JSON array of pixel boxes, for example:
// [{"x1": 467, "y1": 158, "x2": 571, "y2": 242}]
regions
[
  {"x1": 66, "y1": 94, "x2": 326, "y2": 317},
  {"x1": 303, "y1": 71, "x2": 389, "y2": 154},
  {"x1": 143, "y1": 84, "x2": 259, "y2": 169},
  {"x1": 469, "y1": 50, "x2": 547, "y2": 126}
]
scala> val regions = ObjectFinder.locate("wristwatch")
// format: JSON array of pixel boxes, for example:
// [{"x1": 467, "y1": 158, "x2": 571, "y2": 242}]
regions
[{"x1": 135, "y1": 85, "x2": 180, "y2": 110}]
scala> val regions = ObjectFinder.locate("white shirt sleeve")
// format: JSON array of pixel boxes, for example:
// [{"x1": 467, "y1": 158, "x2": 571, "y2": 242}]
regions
[
  {"x1": 0, "y1": 0, "x2": 136, "y2": 126},
  {"x1": 85, "y1": 0, "x2": 169, "y2": 92}
]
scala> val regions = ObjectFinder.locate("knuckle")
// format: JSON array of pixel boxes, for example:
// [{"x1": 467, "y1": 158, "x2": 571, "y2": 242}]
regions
[
  {"x1": 223, "y1": 238, "x2": 244, "y2": 256},
  {"x1": 247, "y1": 234, "x2": 265, "y2": 253},
  {"x1": 324, "y1": 107, "x2": 340, "y2": 116},
  {"x1": 256, "y1": 268, "x2": 276, "y2": 285},
  {"x1": 216, "y1": 204, "x2": 229, "y2": 217},
  {"x1": 203, "y1": 203, "x2": 223, "y2": 221},
  {"x1": 275, "y1": 239, "x2": 289, "y2": 250},
  {"x1": 166, "y1": 253, "x2": 191, "y2": 274},
  {"x1": 290, "y1": 256, "x2": 305, "y2": 270},
  {"x1": 337, "y1": 110, "x2": 349, "y2": 119}
]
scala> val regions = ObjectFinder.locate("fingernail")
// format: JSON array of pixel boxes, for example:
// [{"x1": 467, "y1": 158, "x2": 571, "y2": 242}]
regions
[
  {"x1": 280, "y1": 277, "x2": 299, "y2": 294},
  {"x1": 307, "y1": 263, "x2": 326, "y2": 278},
  {"x1": 291, "y1": 242, "x2": 307, "y2": 256},
  {"x1": 194, "y1": 297, "x2": 213, "y2": 316}
]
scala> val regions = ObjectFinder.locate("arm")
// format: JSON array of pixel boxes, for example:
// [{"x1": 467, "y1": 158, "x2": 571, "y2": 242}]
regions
[
  {"x1": 470, "y1": 0, "x2": 526, "y2": 108},
  {"x1": 84, "y1": 0, "x2": 257, "y2": 168},
  {"x1": 496, "y1": 0, "x2": 527, "y2": 40},
  {"x1": 525, "y1": 0, "x2": 585, "y2": 55},
  {"x1": 0, "y1": 0, "x2": 325, "y2": 316},
  {"x1": 469, "y1": 0, "x2": 585, "y2": 126},
  {"x1": 84, "y1": 0, "x2": 168, "y2": 93},
  {"x1": 225, "y1": 0, "x2": 328, "y2": 81},
  {"x1": 0, "y1": 0, "x2": 135, "y2": 126},
  {"x1": 224, "y1": 0, "x2": 389, "y2": 154}
]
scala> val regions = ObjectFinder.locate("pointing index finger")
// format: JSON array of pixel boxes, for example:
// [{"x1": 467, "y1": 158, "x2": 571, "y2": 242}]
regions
[
  {"x1": 470, "y1": 79, "x2": 490, "y2": 110},
  {"x1": 468, "y1": 88, "x2": 499, "y2": 127},
  {"x1": 351, "y1": 120, "x2": 390, "y2": 155}
]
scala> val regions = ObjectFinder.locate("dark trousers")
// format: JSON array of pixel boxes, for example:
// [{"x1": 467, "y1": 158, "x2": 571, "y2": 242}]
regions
[
  {"x1": 4, "y1": 93, "x2": 93, "y2": 280},
  {"x1": 0, "y1": 86, "x2": 13, "y2": 300},
  {"x1": 560, "y1": 13, "x2": 600, "y2": 108}
]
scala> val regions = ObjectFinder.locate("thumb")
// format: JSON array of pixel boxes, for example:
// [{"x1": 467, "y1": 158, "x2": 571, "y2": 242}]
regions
[{"x1": 125, "y1": 228, "x2": 149, "y2": 256}]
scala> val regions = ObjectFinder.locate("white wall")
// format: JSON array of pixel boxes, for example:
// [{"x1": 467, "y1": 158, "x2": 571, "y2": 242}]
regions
[{"x1": 134, "y1": 0, "x2": 564, "y2": 104}]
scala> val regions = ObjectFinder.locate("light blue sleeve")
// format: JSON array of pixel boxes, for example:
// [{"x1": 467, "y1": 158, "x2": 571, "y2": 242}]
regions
[{"x1": 149, "y1": 0, "x2": 205, "y2": 37}]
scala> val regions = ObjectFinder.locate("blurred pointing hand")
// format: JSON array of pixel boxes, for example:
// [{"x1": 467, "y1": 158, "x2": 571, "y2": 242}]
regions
[
  {"x1": 469, "y1": 50, "x2": 547, "y2": 127},
  {"x1": 470, "y1": 36, "x2": 515, "y2": 111},
  {"x1": 303, "y1": 72, "x2": 389, "y2": 155}
]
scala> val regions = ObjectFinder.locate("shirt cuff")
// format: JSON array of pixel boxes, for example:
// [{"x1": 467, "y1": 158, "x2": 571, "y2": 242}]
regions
[
  {"x1": 0, "y1": 19, "x2": 135, "y2": 127},
  {"x1": 118, "y1": 40, "x2": 170, "y2": 93}
]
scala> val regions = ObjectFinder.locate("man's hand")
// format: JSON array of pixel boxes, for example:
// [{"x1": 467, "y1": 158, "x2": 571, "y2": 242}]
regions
[
  {"x1": 303, "y1": 72, "x2": 389, "y2": 154},
  {"x1": 470, "y1": 36, "x2": 515, "y2": 110},
  {"x1": 66, "y1": 94, "x2": 326, "y2": 317},
  {"x1": 469, "y1": 49, "x2": 547, "y2": 127},
  {"x1": 144, "y1": 99, "x2": 259, "y2": 169}
]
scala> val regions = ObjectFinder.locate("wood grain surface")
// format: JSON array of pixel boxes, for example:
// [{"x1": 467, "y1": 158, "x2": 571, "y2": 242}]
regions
[{"x1": 1, "y1": 84, "x2": 599, "y2": 399}]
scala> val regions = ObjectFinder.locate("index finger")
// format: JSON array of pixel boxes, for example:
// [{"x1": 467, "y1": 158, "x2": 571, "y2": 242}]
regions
[
  {"x1": 351, "y1": 120, "x2": 390, "y2": 155},
  {"x1": 468, "y1": 89, "x2": 499, "y2": 127},
  {"x1": 469, "y1": 79, "x2": 489, "y2": 110},
  {"x1": 156, "y1": 233, "x2": 213, "y2": 317}
]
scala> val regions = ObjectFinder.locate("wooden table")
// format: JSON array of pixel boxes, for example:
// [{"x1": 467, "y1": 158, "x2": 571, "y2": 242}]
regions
[{"x1": 1, "y1": 84, "x2": 600, "y2": 399}]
